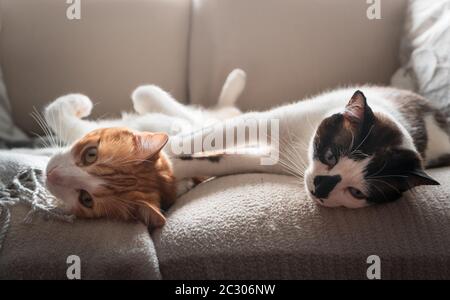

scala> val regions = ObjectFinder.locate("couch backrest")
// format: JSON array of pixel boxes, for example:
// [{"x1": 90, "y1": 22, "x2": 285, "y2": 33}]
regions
[
  {"x1": 0, "y1": 0, "x2": 407, "y2": 134},
  {"x1": 189, "y1": 0, "x2": 408, "y2": 110},
  {"x1": 0, "y1": 0, "x2": 191, "y2": 133}
]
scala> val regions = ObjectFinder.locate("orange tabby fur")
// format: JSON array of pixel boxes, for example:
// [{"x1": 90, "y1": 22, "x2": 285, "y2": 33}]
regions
[{"x1": 63, "y1": 127, "x2": 176, "y2": 227}]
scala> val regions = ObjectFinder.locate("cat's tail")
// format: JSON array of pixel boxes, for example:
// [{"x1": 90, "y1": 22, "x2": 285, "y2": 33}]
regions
[{"x1": 216, "y1": 69, "x2": 247, "y2": 108}]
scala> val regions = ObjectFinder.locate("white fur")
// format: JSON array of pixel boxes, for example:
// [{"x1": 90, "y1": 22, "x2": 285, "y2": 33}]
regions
[
  {"x1": 304, "y1": 157, "x2": 371, "y2": 208},
  {"x1": 169, "y1": 87, "x2": 441, "y2": 208},
  {"x1": 44, "y1": 69, "x2": 246, "y2": 144},
  {"x1": 45, "y1": 148, "x2": 104, "y2": 212},
  {"x1": 43, "y1": 69, "x2": 246, "y2": 211},
  {"x1": 217, "y1": 68, "x2": 246, "y2": 107}
]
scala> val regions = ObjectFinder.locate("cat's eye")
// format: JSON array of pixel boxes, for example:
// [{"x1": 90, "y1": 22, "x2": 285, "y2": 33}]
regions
[
  {"x1": 82, "y1": 147, "x2": 98, "y2": 165},
  {"x1": 323, "y1": 148, "x2": 337, "y2": 166},
  {"x1": 348, "y1": 187, "x2": 366, "y2": 199},
  {"x1": 79, "y1": 189, "x2": 94, "y2": 208}
]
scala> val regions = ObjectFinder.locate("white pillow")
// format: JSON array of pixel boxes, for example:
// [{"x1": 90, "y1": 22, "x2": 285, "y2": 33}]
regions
[{"x1": 391, "y1": 0, "x2": 450, "y2": 108}]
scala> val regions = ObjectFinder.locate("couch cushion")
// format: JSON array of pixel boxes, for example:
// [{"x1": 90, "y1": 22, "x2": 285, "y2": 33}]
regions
[
  {"x1": 154, "y1": 170, "x2": 450, "y2": 279},
  {"x1": 0, "y1": 0, "x2": 191, "y2": 134},
  {"x1": 189, "y1": 0, "x2": 407, "y2": 111},
  {"x1": 0, "y1": 151, "x2": 161, "y2": 279}
]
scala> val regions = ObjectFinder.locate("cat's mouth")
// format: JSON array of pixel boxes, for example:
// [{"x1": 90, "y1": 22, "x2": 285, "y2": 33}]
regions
[
  {"x1": 310, "y1": 191, "x2": 324, "y2": 203},
  {"x1": 306, "y1": 189, "x2": 326, "y2": 206}
]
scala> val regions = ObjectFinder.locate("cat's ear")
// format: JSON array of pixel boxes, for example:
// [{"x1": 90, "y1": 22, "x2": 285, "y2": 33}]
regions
[
  {"x1": 135, "y1": 201, "x2": 166, "y2": 228},
  {"x1": 406, "y1": 168, "x2": 440, "y2": 188},
  {"x1": 134, "y1": 132, "x2": 169, "y2": 159},
  {"x1": 344, "y1": 90, "x2": 374, "y2": 127}
]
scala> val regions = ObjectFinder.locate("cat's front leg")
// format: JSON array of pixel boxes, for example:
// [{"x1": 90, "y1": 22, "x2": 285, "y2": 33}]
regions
[{"x1": 44, "y1": 94, "x2": 97, "y2": 144}]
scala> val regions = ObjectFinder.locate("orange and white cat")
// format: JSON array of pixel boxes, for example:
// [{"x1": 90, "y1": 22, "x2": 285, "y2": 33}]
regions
[
  {"x1": 45, "y1": 127, "x2": 174, "y2": 227},
  {"x1": 43, "y1": 69, "x2": 246, "y2": 228}
]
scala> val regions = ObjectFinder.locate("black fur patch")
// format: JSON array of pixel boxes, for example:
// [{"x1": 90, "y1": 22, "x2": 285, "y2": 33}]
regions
[{"x1": 177, "y1": 153, "x2": 223, "y2": 163}]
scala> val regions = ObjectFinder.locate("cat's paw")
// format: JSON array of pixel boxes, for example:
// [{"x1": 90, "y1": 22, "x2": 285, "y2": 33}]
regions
[
  {"x1": 132, "y1": 85, "x2": 172, "y2": 115},
  {"x1": 46, "y1": 94, "x2": 93, "y2": 119},
  {"x1": 176, "y1": 179, "x2": 196, "y2": 197}
]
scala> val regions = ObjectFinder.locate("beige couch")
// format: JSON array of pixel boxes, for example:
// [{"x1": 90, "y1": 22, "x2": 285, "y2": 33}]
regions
[{"x1": 1, "y1": 0, "x2": 450, "y2": 279}]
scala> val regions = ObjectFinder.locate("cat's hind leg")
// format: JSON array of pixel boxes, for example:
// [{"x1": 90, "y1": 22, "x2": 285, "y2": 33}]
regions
[
  {"x1": 131, "y1": 85, "x2": 196, "y2": 123},
  {"x1": 217, "y1": 68, "x2": 246, "y2": 108},
  {"x1": 44, "y1": 94, "x2": 98, "y2": 144}
]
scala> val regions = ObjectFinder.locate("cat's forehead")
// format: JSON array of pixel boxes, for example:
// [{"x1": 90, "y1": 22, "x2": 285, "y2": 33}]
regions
[
  {"x1": 72, "y1": 128, "x2": 136, "y2": 155},
  {"x1": 315, "y1": 111, "x2": 404, "y2": 154}
]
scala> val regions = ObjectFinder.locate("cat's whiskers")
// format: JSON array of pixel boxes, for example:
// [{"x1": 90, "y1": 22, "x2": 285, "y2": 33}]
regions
[
  {"x1": 367, "y1": 174, "x2": 408, "y2": 179},
  {"x1": 56, "y1": 107, "x2": 65, "y2": 148},
  {"x1": 278, "y1": 159, "x2": 304, "y2": 180},
  {"x1": 273, "y1": 128, "x2": 309, "y2": 179},
  {"x1": 283, "y1": 136, "x2": 308, "y2": 167},
  {"x1": 350, "y1": 125, "x2": 374, "y2": 155},
  {"x1": 368, "y1": 182, "x2": 389, "y2": 203},
  {"x1": 279, "y1": 147, "x2": 306, "y2": 177},
  {"x1": 54, "y1": 107, "x2": 69, "y2": 148},
  {"x1": 305, "y1": 113, "x2": 318, "y2": 138},
  {"x1": 278, "y1": 158, "x2": 304, "y2": 178},
  {"x1": 30, "y1": 109, "x2": 59, "y2": 149},
  {"x1": 347, "y1": 131, "x2": 355, "y2": 155},
  {"x1": 258, "y1": 129, "x2": 306, "y2": 178},
  {"x1": 40, "y1": 108, "x2": 59, "y2": 148},
  {"x1": 285, "y1": 147, "x2": 307, "y2": 173},
  {"x1": 366, "y1": 161, "x2": 387, "y2": 178},
  {"x1": 30, "y1": 131, "x2": 51, "y2": 149},
  {"x1": 367, "y1": 178, "x2": 401, "y2": 194}
]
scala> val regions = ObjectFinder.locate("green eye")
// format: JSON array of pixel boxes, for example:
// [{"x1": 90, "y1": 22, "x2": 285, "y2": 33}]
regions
[
  {"x1": 79, "y1": 189, "x2": 93, "y2": 208},
  {"x1": 348, "y1": 187, "x2": 366, "y2": 199},
  {"x1": 83, "y1": 147, "x2": 98, "y2": 165}
]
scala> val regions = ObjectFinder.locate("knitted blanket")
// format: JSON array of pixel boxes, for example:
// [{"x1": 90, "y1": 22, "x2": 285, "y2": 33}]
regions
[{"x1": 0, "y1": 150, "x2": 160, "y2": 279}]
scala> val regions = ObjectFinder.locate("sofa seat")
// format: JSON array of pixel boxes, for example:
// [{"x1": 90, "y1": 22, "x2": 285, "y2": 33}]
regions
[{"x1": 154, "y1": 170, "x2": 450, "y2": 279}]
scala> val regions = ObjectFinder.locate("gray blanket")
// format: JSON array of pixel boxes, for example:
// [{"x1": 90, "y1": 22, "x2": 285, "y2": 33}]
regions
[{"x1": 0, "y1": 151, "x2": 160, "y2": 279}]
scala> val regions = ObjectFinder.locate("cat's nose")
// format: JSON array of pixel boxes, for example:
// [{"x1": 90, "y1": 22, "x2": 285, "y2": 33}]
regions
[{"x1": 313, "y1": 175, "x2": 341, "y2": 199}]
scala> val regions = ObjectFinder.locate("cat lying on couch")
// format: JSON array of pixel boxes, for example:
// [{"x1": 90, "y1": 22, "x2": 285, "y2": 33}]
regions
[
  {"x1": 43, "y1": 69, "x2": 246, "y2": 227},
  {"x1": 41, "y1": 73, "x2": 450, "y2": 228}
]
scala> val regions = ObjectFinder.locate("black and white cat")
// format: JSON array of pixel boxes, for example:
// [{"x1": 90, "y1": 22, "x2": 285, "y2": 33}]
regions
[{"x1": 168, "y1": 87, "x2": 450, "y2": 208}]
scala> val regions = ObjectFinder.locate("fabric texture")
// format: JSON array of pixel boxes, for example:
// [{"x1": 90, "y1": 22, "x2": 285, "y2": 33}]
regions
[
  {"x1": 391, "y1": 0, "x2": 450, "y2": 111},
  {"x1": 0, "y1": 14, "x2": 27, "y2": 142},
  {"x1": 189, "y1": 0, "x2": 407, "y2": 111},
  {"x1": 0, "y1": 0, "x2": 191, "y2": 133},
  {"x1": 154, "y1": 172, "x2": 450, "y2": 279},
  {"x1": 0, "y1": 151, "x2": 161, "y2": 279}
]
